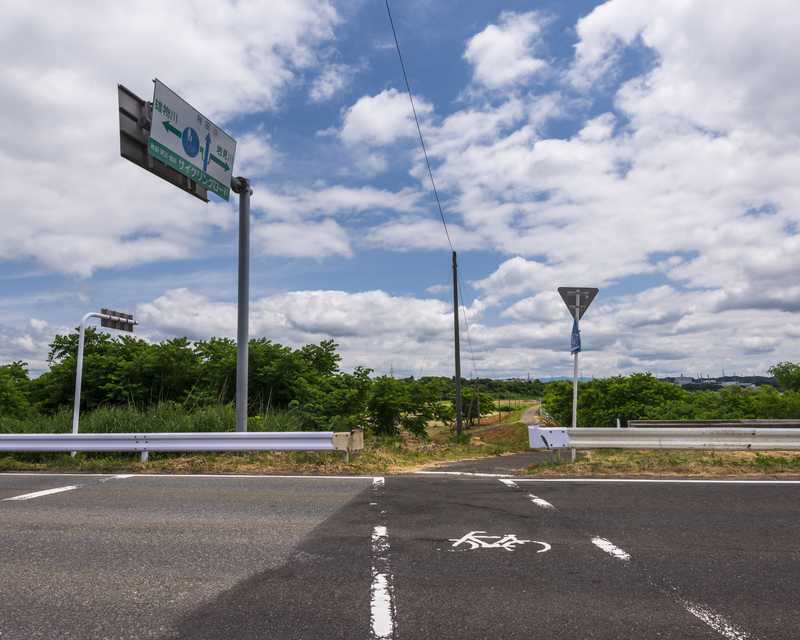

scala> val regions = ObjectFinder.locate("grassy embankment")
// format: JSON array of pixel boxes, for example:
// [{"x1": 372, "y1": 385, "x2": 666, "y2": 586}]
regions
[
  {"x1": 524, "y1": 449, "x2": 800, "y2": 476},
  {"x1": 0, "y1": 401, "x2": 535, "y2": 474}
]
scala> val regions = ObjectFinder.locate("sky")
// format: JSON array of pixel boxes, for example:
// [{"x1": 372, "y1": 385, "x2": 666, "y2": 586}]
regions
[{"x1": 1, "y1": 0, "x2": 799, "y2": 380}]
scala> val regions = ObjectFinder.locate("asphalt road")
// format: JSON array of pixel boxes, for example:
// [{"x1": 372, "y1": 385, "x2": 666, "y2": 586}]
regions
[{"x1": 1, "y1": 472, "x2": 798, "y2": 639}]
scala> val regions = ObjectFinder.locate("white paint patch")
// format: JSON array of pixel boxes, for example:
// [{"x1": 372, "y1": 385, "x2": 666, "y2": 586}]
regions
[
  {"x1": 416, "y1": 471, "x2": 514, "y2": 478},
  {"x1": 3, "y1": 485, "x2": 79, "y2": 501},
  {"x1": 372, "y1": 476, "x2": 385, "y2": 488},
  {"x1": 591, "y1": 537, "x2": 631, "y2": 561},
  {"x1": 499, "y1": 479, "x2": 518, "y2": 488},
  {"x1": 683, "y1": 600, "x2": 752, "y2": 640},
  {"x1": 370, "y1": 525, "x2": 395, "y2": 639},
  {"x1": 528, "y1": 494, "x2": 555, "y2": 510},
  {"x1": 512, "y1": 478, "x2": 800, "y2": 485},
  {"x1": 98, "y1": 474, "x2": 135, "y2": 483}
]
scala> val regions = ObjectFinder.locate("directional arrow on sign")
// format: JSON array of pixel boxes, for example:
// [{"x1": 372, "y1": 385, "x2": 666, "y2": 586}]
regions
[
  {"x1": 210, "y1": 155, "x2": 229, "y2": 171},
  {"x1": 162, "y1": 120, "x2": 181, "y2": 137},
  {"x1": 203, "y1": 133, "x2": 211, "y2": 172}
]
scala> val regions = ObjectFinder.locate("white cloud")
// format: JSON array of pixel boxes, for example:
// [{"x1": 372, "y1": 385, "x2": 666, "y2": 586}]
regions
[
  {"x1": 254, "y1": 185, "x2": 421, "y2": 222},
  {"x1": 309, "y1": 63, "x2": 356, "y2": 103},
  {"x1": 253, "y1": 219, "x2": 353, "y2": 259},
  {"x1": 0, "y1": 1, "x2": 340, "y2": 276},
  {"x1": 236, "y1": 131, "x2": 277, "y2": 176},
  {"x1": 137, "y1": 287, "x2": 456, "y2": 374},
  {"x1": 339, "y1": 89, "x2": 432, "y2": 147},
  {"x1": 464, "y1": 11, "x2": 549, "y2": 89},
  {"x1": 366, "y1": 218, "x2": 484, "y2": 252}
]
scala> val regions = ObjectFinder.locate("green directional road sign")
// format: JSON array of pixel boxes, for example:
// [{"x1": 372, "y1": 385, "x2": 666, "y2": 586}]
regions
[{"x1": 147, "y1": 80, "x2": 237, "y2": 201}]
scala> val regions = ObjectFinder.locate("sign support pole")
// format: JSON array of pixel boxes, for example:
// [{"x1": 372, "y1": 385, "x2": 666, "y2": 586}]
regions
[
  {"x1": 571, "y1": 294, "x2": 580, "y2": 462},
  {"x1": 452, "y1": 251, "x2": 463, "y2": 437},
  {"x1": 232, "y1": 177, "x2": 252, "y2": 433}
]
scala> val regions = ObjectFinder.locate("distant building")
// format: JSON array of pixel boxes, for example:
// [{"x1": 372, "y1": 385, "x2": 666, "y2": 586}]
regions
[
  {"x1": 672, "y1": 375, "x2": 695, "y2": 386},
  {"x1": 719, "y1": 381, "x2": 756, "y2": 388}
]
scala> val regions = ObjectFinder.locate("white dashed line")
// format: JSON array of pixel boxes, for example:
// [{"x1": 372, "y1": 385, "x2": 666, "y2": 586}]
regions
[
  {"x1": 3, "y1": 485, "x2": 79, "y2": 501},
  {"x1": 683, "y1": 600, "x2": 752, "y2": 639},
  {"x1": 369, "y1": 476, "x2": 395, "y2": 639},
  {"x1": 370, "y1": 525, "x2": 395, "y2": 639},
  {"x1": 528, "y1": 494, "x2": 555, "y2": 510},
  {"x1": 591, "y1": 537, "x2": 631, "y2": 561},
  {"x1": 499, "y1": 479, "x2": 518, "y2": 488}
]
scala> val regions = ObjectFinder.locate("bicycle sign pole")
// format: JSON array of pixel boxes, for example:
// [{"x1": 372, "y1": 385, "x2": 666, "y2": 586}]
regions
[{"x1": 557, "y1": 287, "x2": 599, "y2": 461}]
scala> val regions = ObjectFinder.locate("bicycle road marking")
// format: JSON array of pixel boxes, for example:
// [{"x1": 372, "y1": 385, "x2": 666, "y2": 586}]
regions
[{"x1": 448, "y1": 531, "x2": 551, "y2": 553}]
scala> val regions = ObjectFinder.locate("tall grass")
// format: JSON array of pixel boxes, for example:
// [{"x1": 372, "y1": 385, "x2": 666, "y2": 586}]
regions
[{"x1": 0, "y1": 403, "x2": 305, "y2": 434}]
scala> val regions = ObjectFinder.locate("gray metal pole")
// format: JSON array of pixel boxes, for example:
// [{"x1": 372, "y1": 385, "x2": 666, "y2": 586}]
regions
[
  {"x1": 571, "y1": 293, "x2": 580, "y2": 430},
  {"x1": 452, "y1": 251, "x2": 463, "y2": 437},
  {"x1": 570, "y1": 294, "x2": 580, "y2": 463},
  {"x1": 72, "y1": 312, "x2": 101, "y2": 435},
  {"x1": 233, "y1": 177, "x2": 252, "y2": 433}
]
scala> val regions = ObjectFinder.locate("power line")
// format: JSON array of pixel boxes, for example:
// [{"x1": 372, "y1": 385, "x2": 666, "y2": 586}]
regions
[
  {"x1": 385, "y1": 0, "x2": 453, "y2": 252},
  {"x1": 457, "y1": 269, "x2": 480, "y2": 380},
  {"x1": 385, "y1": 0, "x2": 484, "y2": 411}
]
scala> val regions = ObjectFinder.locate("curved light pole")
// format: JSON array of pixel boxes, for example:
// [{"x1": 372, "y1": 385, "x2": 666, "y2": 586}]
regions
[{"x1": 72, "y1": 310, "x2": 136, "y2": 437}]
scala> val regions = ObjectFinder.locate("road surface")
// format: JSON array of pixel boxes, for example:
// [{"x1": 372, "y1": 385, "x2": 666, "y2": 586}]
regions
[{"x1": 1, "y1": 472, "x2": 797, "y2": 639}]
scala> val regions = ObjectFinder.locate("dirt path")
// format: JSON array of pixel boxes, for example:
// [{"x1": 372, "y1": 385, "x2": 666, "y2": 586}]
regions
[{"x1": 521, "y1": 405, "x2": 539, "y2": 424}]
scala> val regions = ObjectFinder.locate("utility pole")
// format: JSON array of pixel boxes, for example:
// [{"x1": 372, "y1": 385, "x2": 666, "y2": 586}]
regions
[
  {"x1": 232, "y1": 177, "x2": 252, "y2": 433},
  {"x1": 452, "y1": 251, "x2": 463, "y2": 437}
]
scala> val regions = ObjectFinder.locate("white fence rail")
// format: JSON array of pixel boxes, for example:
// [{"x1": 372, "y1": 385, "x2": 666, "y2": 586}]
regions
[
  {"x1": 0, "y1": 430, "x2": 364, "y2": 462},
  {"x1": 529, "y1": 425, "x2": 800, "y2": 451}
]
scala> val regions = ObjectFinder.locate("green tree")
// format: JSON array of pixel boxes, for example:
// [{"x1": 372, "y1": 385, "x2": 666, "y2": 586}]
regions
[
  {"x1": 461, "y1": 387, "x2": 496, "y2": 426},
  {"x1": 0, "y1": 361, "x2": 31, "y2": 418},
  {"x1": 769, "y1": 362, "x2": 800, "y2": 392},
  {"x1": 366, "y1": 376, "x2": 408, "y2": 436}
]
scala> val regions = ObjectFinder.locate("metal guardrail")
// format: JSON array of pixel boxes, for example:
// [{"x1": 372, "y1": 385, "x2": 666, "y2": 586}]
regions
[
  {"x1": 629, "y1": 420, "x2": 800, "y2": 428},
  {"x1": 0, "y1": 430, "x2": 364, "y2": 462},
  {"x1": 528, "y1": 425, "x2": 800, "y2": 450}
]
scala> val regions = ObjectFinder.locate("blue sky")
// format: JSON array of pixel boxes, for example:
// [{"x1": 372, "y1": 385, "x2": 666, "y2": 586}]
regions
[{"x1": 1, "y1": 0, "x2": 799, "y2": 379}]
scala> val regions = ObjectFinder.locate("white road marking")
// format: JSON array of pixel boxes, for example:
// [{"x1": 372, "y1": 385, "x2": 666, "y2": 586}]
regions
[
  {"x1": 511, "y1": 478, "x2": 800, "y2": 485},
  {"x1": 683, "y1": 600, "x2": 752, "y2": 640},
  {"x1": 499, "y1": 479, "x2": 518, "y2": 488},
  {"x1": 449, "y1": 531, "x2": 550, "y2": 553},
  {"x1": 370, "y1": 476, "x2": 395, "y2": 639},
  {"x1": 0, "y1": 473, "x2": 378, "y2": 480},
  {"x1": 528, "y1": 494, "x2": 555, "y2": 510},
  {"x1": 591, "y1": 537, "x2": 631, "y2": 561},
  {"x1": 3, "y1": 485, "x2": 79, "y2": 501},
  {"x1": 416, "y1": 471, "x2": 514, "y2": 478}
]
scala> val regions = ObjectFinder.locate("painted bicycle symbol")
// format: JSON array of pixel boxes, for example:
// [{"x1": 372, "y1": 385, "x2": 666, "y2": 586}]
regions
[{"x1": 448, "y1": 531, "x2": 551, "y2": 553}]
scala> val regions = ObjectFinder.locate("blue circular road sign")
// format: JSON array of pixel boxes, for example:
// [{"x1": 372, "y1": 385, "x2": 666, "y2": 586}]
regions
[{"x1": 181, "y1": 127, "x2": 200, "y2": 157}]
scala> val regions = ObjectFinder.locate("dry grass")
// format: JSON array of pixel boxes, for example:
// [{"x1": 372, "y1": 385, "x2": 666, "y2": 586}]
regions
[{"x1": 524, "y1": 448, "x2": 800, "y2": 477}]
